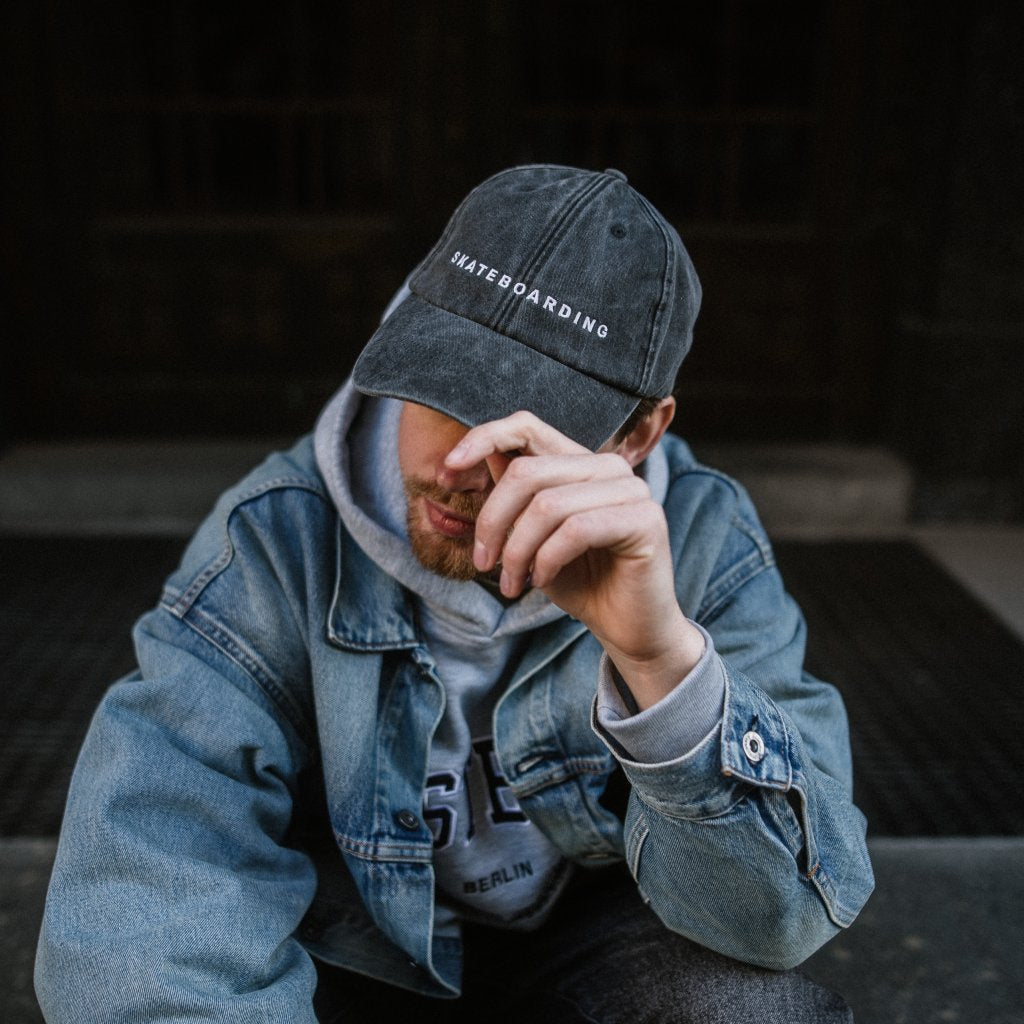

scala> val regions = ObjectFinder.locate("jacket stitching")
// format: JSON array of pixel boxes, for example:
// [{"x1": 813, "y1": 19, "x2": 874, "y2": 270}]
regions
[
  {"x1": 167, "y1": 474, "x2": 329, "y2": 616},
  {"x1": 627, "y1": 816, "x2": 648, "y2": 877},
  {"x1": 512, "y1": 756, "x2": 612, "y2": 798},
  {"x1": 335, "y1": 835, "x2": 432, "y2": 863},
  {"x1": 698, "y1": 551, "x2": 773, "y2": 622},
  {"x1": 178, "y1": 605, "x2": 315, "y2": 753}
]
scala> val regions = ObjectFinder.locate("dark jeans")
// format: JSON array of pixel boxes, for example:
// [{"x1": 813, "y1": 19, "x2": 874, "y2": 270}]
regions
[{"x1": 313, "y1": 866, "x2": 852, "y2": 1023}]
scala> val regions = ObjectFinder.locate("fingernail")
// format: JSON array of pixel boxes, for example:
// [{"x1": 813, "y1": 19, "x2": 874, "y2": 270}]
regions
[
  {"x1": 446, "y1": 440, "x2": 470, "y2": 463},
  {"x1": 474, "y1": 538, "x2": 488, "y2": 570}
]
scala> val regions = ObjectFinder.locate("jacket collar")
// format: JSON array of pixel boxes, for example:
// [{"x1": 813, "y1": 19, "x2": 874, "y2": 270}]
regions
[{"x1": 327, "y1": 519, "x2": 420, "y2": 651}]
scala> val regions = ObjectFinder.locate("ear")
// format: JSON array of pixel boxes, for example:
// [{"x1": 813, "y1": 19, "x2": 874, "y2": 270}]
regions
[{"x1": 612, "y1": 396, "x2": 676, "y2": 468}]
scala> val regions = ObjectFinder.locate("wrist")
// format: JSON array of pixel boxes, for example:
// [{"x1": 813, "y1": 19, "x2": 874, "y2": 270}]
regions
[{"x1": 604, "y1": 614, "x2": 706, "y2": 712}]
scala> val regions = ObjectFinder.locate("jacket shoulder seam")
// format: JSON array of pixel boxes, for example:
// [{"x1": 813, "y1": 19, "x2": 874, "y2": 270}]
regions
[
  {"x1": 664, "y1": 465, "x2": 776, "y2": 620},
  {"x1": 174, "y1": 604, "x2": 315, "y2": 754},
  {"x1": 163, "y1": 473, "x2": 331, "y2": 616}
]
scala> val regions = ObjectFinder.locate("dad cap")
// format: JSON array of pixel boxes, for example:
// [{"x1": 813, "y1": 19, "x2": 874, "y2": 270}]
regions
[{"x1": 353, "y1": 164, "x2": 701, "y2": 450}]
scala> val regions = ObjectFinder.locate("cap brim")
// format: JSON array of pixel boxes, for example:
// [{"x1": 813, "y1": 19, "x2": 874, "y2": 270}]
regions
[{"x1": 352, "y1": 295, "x2": 640, "y2": 451}]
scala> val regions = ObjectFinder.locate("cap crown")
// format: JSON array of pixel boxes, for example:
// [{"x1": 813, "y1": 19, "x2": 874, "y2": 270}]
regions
[{"x1": 409, "y1": 165, "x2": 701, "y2": 399}]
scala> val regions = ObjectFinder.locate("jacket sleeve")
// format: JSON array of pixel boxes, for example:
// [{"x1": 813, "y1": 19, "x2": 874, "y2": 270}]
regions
[
  {"x1": 591, "y1": 473, "x2": 874, "y2": 971},
  {"x1": 34, "y1": 604, "x2": 320, "y2": 1022}
]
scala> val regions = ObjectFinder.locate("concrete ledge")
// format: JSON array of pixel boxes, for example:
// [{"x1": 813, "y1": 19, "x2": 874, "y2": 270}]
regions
[
  {"x1": 803, "y1": 837, "x2": 1024, "y2": 1024},
  {"x1": 6, "y1": 837, "x2": 1022, "y2": 1023},
  {"x1": 693, "y1": 443, "x2": 913, "y2": 539},
  {"x1": 0, "y1": 440, "x2": 913, "y2": 538},
  {"x1": 0, "y1": 440, "x2": 287, "y2": 536}
]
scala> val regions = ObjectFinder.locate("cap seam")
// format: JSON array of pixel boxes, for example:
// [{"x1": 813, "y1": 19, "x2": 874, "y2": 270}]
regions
[
  {"x1": 491, "y1": 172, "x2": 611, "y2": 334},
  {"x1": 634, "y1": 192, "x2": 675, "y2": 393},
  {"x1": 409, "y1": 171, "x2": 514, "y2": 296}
]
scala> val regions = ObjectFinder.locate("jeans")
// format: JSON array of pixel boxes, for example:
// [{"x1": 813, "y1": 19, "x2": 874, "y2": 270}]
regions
[{"x1": 313, "y1": 866, "x2": 852, "y2": 1023}]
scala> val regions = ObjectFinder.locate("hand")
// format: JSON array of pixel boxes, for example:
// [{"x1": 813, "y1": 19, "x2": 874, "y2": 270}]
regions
[{"x1": 442, "y1": 412, "x2": 704, "y2": 709}]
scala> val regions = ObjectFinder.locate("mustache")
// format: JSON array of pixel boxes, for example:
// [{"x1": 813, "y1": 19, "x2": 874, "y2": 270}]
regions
[{"x1": 403, "y1": 478, "x2": 486, "y2": 520}]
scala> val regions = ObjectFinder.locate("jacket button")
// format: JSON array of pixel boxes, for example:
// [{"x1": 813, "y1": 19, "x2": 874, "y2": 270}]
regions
[
  {"x1": 742, "y1": 730, "x2": 766, "y2": 764},
  {"x1": 395, "y1": 808, "x2": 421, "y2": 831}
]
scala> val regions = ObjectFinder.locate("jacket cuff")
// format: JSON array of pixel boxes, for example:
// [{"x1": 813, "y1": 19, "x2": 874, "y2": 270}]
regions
[
  {"x1": 594, "y1": 621, "x2": 725, "y2": 763},
  {"x1": 592, "y1": 661, "x2": 801, "y2": 820}
]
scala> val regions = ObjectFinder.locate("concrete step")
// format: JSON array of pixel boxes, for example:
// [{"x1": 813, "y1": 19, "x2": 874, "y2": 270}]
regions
[
  {"x1": 0, "y1": 439, "x2": 913, "y2": 538},
  {"x1": 0, "y1": 439, "x2": 287, "y2": 536},
  {"x1": 692, "y1": 442, "x2": 913, "y2": 539}
]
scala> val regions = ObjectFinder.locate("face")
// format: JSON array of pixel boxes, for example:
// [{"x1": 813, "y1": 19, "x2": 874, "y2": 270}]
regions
[{"x1": 397, "y1": 402, "x2": 494, "y2": 581}]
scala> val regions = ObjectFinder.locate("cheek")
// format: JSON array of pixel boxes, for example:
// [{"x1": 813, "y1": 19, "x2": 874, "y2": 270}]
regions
[
  {"x1": 398, "y1": 404, "x2": 472, "y2": 479},
  {"x1": 397, "y1": 407, "x2": 451, "y2": 479},
  {"x1": 396, "y1": 416, "x2": 419, "y2": 478}
]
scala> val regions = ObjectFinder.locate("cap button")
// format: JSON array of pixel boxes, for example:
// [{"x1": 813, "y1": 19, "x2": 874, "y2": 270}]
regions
[{"x1": 603, "y1": 168, "x2": 628, "y2": 182}]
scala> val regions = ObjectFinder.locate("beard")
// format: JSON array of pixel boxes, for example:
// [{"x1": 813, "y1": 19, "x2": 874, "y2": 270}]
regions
[{"x1": 403, "y1": 476, "x2": 487, "y2": 581}]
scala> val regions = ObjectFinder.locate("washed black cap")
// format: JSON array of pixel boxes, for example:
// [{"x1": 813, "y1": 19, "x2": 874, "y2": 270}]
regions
[{"x1": 353, "y1": 164, "x2": 702, "y2": 450}]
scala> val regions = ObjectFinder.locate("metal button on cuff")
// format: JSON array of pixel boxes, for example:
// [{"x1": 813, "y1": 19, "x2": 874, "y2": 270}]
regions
[
  {"x1": 742, "y1": 730, "x2": 766, "y2": 764},
  {"x1": 394, "y1": 809, "x2": 421, "y2": 831}
]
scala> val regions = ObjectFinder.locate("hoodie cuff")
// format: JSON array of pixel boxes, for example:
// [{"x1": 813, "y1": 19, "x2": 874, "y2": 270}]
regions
[{"x1": 594, "y1": 621, "x2": 725, "y2": 763}]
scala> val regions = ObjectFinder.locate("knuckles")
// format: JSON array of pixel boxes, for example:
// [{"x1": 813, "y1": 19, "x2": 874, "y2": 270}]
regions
[
  {"x1": 530, "y1": 489, "x2": 564, "y2": 519},
  {"x1": 503, "y1": 456, "x2": 537, "y2": 484},
  {"x1": 595, "y1": 451, "x2": 633, "y2": 476},
  {"x1": 502, "y1": 410, "x2": 543, "y2": 439}
]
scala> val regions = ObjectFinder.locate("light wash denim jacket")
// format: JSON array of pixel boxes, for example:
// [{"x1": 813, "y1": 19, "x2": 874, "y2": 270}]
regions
[{"x1": 36, "y1": 433, "x2": 874, "y2": 1021}]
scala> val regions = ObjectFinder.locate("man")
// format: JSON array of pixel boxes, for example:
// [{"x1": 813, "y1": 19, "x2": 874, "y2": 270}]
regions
[{"x1": 36, "y1": 166, "x2": 873, "y2": 1022}]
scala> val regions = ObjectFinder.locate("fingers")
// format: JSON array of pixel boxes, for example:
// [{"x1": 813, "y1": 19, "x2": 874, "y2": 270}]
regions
[
  {"x1": 488, "y1": 476, "x2": 656, "y2": 597},
  {"x1": 472, "y1": 452, "x2": 640, "y2": 574},
  {"x1": 441, "y1": 411, "x2": 664, "y2": 600},
  {"x1": 527, "y1": 499, "x2": 667, "y2": 591},
  {"x1": 445, "y1": 411, "x2": 589, "y2": 475}
]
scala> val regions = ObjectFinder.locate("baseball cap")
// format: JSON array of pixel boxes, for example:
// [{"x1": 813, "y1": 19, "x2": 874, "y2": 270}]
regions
[{"x1": 352, "y1": 164, "x2": 701, "y2": 450}]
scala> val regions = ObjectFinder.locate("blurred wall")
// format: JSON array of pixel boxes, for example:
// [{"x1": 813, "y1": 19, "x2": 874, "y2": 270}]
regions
[{"x1": 2, "y1": 1, "x2": 1021, "y2": 519}]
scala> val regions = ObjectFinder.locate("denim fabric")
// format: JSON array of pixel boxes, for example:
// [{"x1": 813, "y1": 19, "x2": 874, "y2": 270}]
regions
[
  {"x1": 313, "y1": 866, "x2": 852, "y2": 1024},
  {"x1": 35, "y1": 433, "x2": 873, "y2": 1021}
]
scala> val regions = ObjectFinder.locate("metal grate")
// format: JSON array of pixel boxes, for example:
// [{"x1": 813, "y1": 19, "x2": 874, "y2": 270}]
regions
[
  {"x1": 2, "y1": 536, "x2": 1022, "y2": 836},
  {"x1": 774, "y1": 540, "x2": 1024, "y2": 837},
  {"x1": 0, "y1": 536, "x2": 183, "y2": 836}
]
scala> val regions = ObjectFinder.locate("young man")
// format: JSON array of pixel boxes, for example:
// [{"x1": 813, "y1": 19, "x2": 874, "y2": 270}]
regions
[{"x1": 36, "y1": 166, "x2": 873, "y2": 1022}]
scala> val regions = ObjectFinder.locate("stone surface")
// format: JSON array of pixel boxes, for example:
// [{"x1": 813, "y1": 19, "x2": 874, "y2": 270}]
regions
[
  {"x1": 0, "y1": 838, "x2": 54, "y2": 1024},
  {"x1": 0, "y1": 440, "x2": 288, "y2": 535},
  {"x1": 804, "y1": 837, "x2": 1024, "y2": 1024},
  {"x1": 693, "y1": 443, "x2": 913, "y2": 538}
]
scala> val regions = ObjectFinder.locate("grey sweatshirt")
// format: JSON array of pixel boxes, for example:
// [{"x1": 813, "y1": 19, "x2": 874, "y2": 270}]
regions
[{"x1": 313, "y1": 380, "x2": 725, "y2": 932}]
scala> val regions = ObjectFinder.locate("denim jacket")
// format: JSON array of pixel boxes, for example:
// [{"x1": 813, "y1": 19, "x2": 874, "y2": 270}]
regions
[{"x1": 36, "y1": 433, "x2": 873, "y2": 1022}]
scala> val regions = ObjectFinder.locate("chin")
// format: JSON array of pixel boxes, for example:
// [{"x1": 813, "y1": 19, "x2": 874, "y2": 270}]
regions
[{"x1": 407, "y1": 520, "x2": 478, "y2": 581}]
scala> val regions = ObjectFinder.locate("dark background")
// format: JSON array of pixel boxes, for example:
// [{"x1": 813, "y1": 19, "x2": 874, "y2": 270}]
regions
[{"x1": 3, "y1": 0, "x2": 1022, "y2": 520}]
